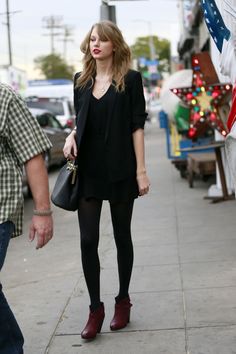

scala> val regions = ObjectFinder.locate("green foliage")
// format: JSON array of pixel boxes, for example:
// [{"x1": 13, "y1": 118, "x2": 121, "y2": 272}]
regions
[
  {"x1": 131, "y1": 35, "x2": 171, "y2": 73},
  {"x1": 34, "y1": 53, "x2": 75, "y2": 80}
]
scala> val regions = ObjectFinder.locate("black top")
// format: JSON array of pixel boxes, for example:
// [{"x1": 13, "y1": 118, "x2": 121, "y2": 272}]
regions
[
  {"x1": 77, "y1": 86, "x2": 139, "y2": 203},
  {"x1": 73, "y1": 70, "x2": 147, "y2": 183}
]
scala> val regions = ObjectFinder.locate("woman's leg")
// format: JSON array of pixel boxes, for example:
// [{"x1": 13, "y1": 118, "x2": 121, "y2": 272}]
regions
[
  {"x1": 77, "y1": 198, "x2": 103, "y2": 311},
  {"x1": 109, "y1": 200, "x2": 134, "y2": 300}
]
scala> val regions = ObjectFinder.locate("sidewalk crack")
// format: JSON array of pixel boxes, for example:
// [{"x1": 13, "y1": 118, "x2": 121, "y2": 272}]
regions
[{"x1": 172, "y1": 166, "x2": 190, "y2": 354}]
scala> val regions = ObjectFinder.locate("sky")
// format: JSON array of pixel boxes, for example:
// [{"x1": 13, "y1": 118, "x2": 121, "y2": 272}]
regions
[{"x1": 0, "y1": 0, "x2": 180, "y2": 78}]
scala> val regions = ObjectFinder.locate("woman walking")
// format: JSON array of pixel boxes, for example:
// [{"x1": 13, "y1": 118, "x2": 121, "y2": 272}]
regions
[{"x1": 63, "y1": 20, "x2": 150, "y2": 340}]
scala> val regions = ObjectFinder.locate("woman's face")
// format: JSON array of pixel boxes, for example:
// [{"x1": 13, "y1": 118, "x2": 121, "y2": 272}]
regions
[{"x1": 89, "y1": 26, "x2": 114, "y2": 61}]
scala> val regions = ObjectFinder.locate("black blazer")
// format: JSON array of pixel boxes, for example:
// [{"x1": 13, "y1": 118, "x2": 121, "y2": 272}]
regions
[{"x1": 73, "y1": 69, "x2": 147, "y2": 182}]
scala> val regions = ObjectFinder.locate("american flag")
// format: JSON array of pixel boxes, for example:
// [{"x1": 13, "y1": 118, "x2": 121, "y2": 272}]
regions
[{"x1": 201, "y1": 0, "x2": 231, "y2": 52}]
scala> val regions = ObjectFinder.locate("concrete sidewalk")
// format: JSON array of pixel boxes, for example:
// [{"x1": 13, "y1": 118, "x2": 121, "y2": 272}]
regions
[{"x1": 2, "y1": 123, "x2": 236, "y2": 354}]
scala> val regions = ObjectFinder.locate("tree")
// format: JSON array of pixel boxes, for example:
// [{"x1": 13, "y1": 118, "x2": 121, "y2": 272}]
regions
[
  {"x1": 131, "y1": 35, "x2": 171, "y2": 74},
  {"x1": 34, "y1": 53, "x2": 74, "y2": 79}
]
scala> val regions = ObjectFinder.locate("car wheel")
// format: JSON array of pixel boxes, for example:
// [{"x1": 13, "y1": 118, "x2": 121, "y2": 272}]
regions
[
  {"x1": 23, "y1": 183, "x2": 32, "y2": 198},
  {"x1": 44, "y1": 151, "x2": 50, "y2": 169},
  {"x1": 27, "y1": 185, "x2": 32, "y2": 198}
]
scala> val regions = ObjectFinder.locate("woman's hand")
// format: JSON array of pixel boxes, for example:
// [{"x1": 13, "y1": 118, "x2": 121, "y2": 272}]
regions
[
  {"x1": 136, "y1": 171, "x2": 150, "y2": 196},
  {"x1": 63, "y1": 130, "x2": 77, "y2": 160}
]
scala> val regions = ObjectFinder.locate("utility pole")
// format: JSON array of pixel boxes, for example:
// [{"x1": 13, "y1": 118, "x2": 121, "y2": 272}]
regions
[
  {"x1": 0, "y1": 0, "x2": 20, "y2": 66},
  {"x1": 42, "y1": 16, "x2": 64, "y2": 54},
  {"x1": 58, "y1": 25, "x2": 74, "y2": 60},
  {"x1": 6, "y1": 0, "x2": 12, "y2": 65}
]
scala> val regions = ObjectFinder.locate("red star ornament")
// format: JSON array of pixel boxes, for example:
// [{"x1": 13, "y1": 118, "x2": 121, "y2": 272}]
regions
[{"x1": 171, "y1": 54, "x2": 232, "y2": 139}]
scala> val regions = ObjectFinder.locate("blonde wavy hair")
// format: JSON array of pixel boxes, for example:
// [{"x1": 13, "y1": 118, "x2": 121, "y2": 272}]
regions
[{"x1": 76, "y1": 21, "x2": 131, "y2": 92}]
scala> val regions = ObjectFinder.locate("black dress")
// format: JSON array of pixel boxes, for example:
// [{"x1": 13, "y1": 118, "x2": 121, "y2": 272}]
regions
[{"x1": 77, "y1": 86, "x2": 139, "y2": 203}]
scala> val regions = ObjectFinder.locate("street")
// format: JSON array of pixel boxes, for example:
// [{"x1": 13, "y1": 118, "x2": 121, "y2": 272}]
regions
[{"x1": 2, "y1": 121, "x2": 236, "y2": 354}]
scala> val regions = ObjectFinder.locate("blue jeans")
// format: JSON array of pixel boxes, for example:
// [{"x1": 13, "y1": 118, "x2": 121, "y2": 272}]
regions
[{"x1": 0, "y1": 221, "x2": 24, "y2": 354}]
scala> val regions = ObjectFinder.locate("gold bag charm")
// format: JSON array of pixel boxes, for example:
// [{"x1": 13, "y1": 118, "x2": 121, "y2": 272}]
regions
[{"x1": 66, "y1": 160, "x2": 78, "y2": 185}]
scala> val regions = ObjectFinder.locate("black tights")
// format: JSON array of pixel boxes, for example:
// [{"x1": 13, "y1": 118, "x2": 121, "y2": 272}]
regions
[{"x1": 78, "y1": 198, "x2": 134, "y2": 311}]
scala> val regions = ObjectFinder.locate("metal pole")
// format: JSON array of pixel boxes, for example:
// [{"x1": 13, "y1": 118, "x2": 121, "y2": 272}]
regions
[
  {"x1": 51, "y1": 25, "x2": 54, "y2": 53},
  {"x1": 6, "y1": 0, "x2": 12, "y2": 65},
  {"x1": 178, "y1": 0, "x2": 185, "y2": 33},
  {"x1": 148, "y1": 21, "x2": 155, "y2": 60},
  {"x1": 100, "y1": 0, "x2": 116, "y2": 23},
  {"x1": 135, "y1": 20, "x2": 155, "y2": 60}
]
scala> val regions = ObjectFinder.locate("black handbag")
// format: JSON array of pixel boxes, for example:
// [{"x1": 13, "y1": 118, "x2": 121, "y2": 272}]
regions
[{"x1": 51, "y1": 160, "x2": 79, "y2": 211}]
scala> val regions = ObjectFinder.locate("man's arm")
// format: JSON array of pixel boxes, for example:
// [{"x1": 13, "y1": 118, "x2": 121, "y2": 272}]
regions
[{"x1": 25, "y1": 154, "x2": 53, "y2": 249}]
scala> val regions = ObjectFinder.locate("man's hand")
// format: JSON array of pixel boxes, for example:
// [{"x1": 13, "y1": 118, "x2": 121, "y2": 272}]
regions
[
  {"x1": 29, "y1": 215, "x2": 53, "y2": 249},
  {"x1": 25, "y1": 154, "x2": 53, "y2": 249}
]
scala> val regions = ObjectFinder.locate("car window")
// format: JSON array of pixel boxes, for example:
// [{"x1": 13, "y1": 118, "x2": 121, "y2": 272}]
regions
[
  {"x1": 68, "y1": 101, "x2": 75, "y2": 115},
  {"x1": 27, "y1": 101, "x2": 64, "y2": 115},
  {"x1": 37, "y1": 113, "x2": 63, "y2": 129},
  {"x1": 47, "y1": 114, "x2": 62, "y2": 129}
]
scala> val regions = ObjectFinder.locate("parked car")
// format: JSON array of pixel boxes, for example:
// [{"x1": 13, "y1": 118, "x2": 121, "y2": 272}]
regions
[
  {"x1": 25, "y1": 96, "x2": 75, "y2": 128},
  {"x1": 29, "y1": 108, "x2": 69, "y2": 167},
  {"x1": 23, "y1": 108, "x2": 69, "y2": 196}
]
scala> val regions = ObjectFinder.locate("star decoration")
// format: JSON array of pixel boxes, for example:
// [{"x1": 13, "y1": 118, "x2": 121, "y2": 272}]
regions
[{"x1": 171, "y1": 55, "x2": 232, "y2": 139}]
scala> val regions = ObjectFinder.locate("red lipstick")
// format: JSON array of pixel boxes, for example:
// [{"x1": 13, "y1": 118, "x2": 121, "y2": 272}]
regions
[{"x1": 93, "y1": 49, "x2": 101, "y2": 54}]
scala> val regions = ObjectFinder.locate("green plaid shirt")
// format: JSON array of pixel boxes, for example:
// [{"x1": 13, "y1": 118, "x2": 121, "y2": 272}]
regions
[{"x1": 0, "y1": 83, "x2": 52, "y2": 237}]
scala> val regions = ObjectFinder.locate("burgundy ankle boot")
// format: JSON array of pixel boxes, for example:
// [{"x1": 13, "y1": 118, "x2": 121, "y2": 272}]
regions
[
  {"x1": 81, "y1": 303, "x2": 105, "y2": 339},
  {"x1": 110, "y1": 297, "x2": 132, "y2": 331}
]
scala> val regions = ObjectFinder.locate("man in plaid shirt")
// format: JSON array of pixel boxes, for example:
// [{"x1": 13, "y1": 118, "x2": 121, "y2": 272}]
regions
[{"x1": 0, "y1": 83, "x2": 54, "y2": 354}]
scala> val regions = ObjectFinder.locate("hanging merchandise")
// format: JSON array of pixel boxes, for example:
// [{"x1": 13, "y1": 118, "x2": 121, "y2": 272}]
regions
[
  {"x1": 201, "y1": 0, "x2": 231, "y2": 53},
  {"x1": 201, "y1": 0, "x2": 236, "y2": 191},
  {"x1": 227, "y1": 85, "x2": 236, "y2": 130}
]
